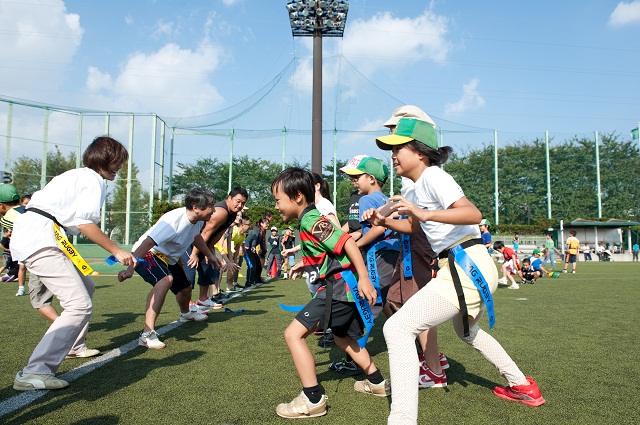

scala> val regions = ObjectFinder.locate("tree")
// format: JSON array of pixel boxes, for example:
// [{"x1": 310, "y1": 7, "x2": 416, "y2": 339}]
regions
[
  {"x1": 109, "y1": 161, "x2": 149, "y2": 243},
  {"x1": 11, "y1": 146, "x2": 77, "y2": 196},
  {"x1": 170, "y1": 155, "x2": 287, "y2": 207}
]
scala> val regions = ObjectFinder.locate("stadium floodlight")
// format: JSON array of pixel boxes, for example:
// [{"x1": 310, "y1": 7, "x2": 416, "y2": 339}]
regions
[{"x1": 286, "y1": 0, "x2": 349, "y2": 174}]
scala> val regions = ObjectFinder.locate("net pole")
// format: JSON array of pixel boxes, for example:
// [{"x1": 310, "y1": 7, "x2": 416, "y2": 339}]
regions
[
  {"x1": 545, "y1": 131, "x2": 552, "y2": 219},
  {"x1": 125, "y1": 113, "x2": 134, "y2": 245}
]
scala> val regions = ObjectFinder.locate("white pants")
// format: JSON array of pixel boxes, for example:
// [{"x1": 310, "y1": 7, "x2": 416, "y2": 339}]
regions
[
  {"x1": 384, "y1": 289, "x2": 527, "y2": 425},
  {"x1": 22, "y1": 247, "x2": 94, "y2": 375}
]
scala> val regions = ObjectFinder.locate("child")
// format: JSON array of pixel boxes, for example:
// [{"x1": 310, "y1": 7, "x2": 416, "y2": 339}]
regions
[
  {"x1": 0, "y1": 228, "x2": 15, "y2": 279},
  {"x1": 517, "y1": 258, "x2": 537, "y2": 284},
  {"x1": 280, "y1": 226, "x2": 296, "y2": 278},
  {"x1": 513, "y1": 234, "x2": 520, "y2": 253},
  {"x1": 118, "y1": 188, "x2": 220, "y2": 349},
  {"x1": 480, "y1": 218, "x2": 492, "y2": 249},
  {"x1": 0, "y1": 185, "x2": 25, "y2": 293},
  {"x1": 563, "y1": 230, "x2": 579, "y2": 274},
  {"x1": 265, "y1": 226, "x2": 282, "y2": 278},
  {"x1": 271, "y1": 167, "x2": 387, "y2": 419},
  {"x1": 494, "y1": 240, "x2": 521, "y2": 290},
  {"x1": 11, "y1": 136, "x2": 136, "y2": 390},
  {"x1": 243, "y1": 217, "x2": 269, "y2": 287},
  {"x1": 223, "y1": 216, "x2": 251, "y2": 291},
  {"x1": 342, "y1": 157, "x2": 399, "y2": 317},
  {"x1": 527, "y1": 249, "x2": 550, "y2": 282},
  {"x1": 365, "y1": 117, "x2": 544, "y2": 423}
]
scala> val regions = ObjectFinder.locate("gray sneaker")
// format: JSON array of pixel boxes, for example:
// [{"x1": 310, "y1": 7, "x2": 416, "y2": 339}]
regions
[{"x1": 13, "y1": 372, "x2": 69, "y2": 391}]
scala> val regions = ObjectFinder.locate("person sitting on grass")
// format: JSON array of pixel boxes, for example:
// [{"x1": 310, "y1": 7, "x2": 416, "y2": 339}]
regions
[
  {"x1": 271, "y1": 167, "x2": 387, "y2": 419},
  {"x1": 118, "y1": 188, "x2": 221, "y2": 350},
  {"x1": 494, "y1": 240, "x2": 521, "y2": 290}
]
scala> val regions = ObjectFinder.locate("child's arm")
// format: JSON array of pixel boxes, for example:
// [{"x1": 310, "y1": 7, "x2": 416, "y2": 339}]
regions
[
  {"x1": 389, "y1": 195, "x2": 482, "y2": 226},
  {"x1": 361, "y1": 207, "x2": 414, "y2": 234},
  {"x1": 343, "y1": 237, "x2": 377, "y2": 305},
  {"x1": 117, "y1": 236, "x2": 156, "y2": 282},
  {"x1": 355, "y1": 225, "x2": 386, "y2": 248},
  {"x1": 78, "y1": 223, "x2": 136, "y2": 267}
]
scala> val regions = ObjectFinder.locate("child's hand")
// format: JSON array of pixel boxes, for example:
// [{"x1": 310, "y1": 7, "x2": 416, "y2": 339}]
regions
[
  {"x1": 289, "y1": 261, "x2": 304, "y2": 280},
  {"x1": 361, "y1": 208, "x2": 387, "y2": 227},
  {"x1": 357, "y1": 277, "x2": 377, "y2": 306}
]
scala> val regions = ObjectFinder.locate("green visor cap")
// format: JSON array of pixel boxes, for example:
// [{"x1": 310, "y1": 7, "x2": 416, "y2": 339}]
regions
[{"x1": 376, "y1": 117, "x2": 438, "y2": 151}]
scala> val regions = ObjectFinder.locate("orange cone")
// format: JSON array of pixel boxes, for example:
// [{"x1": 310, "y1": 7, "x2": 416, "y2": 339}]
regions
[{"x1": 271, "y1": 259, "x2": 278, "y2": 278}]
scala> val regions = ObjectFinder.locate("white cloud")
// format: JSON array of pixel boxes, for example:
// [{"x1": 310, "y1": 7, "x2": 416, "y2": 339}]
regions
[
  {"x1": 86, "y1": 41, "x2": 225, "y2": 117},
  {"x1": 124, "y1": 14, "x2": 134, "y2": 25},
  {"x1": 289, "y1": 7, "x2": 451, "y2": 96},
  {"x1": 152, "y1": 19, "x2": 178, "y2": 39},
  {"x1": 344, "y1": 9, "x2": 451, "y2": 67},
  {"x1": 86, "y1": 66, "x2": 113, "y2": 92},
  {"x1": 221, "y1": 0, "x2": 242, "y2": 6},
  {"x1": 0, "y1": 0, "x2": 83, "y2": 98},
  {"x1": 444, "y1": 79, "x2": 485, "y2": 116},
  {"x1": 609, "y1": 1, "x2": 640, "y2": 27}
]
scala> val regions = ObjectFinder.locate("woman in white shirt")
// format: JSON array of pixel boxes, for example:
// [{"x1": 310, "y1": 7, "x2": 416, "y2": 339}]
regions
[{"x1": 11, "y1": 136, "x2": 136, "y2": 391}]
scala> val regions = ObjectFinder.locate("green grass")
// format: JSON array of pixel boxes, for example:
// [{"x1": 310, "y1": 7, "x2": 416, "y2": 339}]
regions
[{"x1": 0, "y1": 261, "x2": 639, "y2": 424}]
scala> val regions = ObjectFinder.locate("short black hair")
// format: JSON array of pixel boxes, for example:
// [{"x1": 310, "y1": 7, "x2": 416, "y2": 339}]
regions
[
  {"x1": 522, "y1": 258, "x2": 531, "y2": 264},
  {"x1": 229, "y1": 186, "x2": 249, "y2": 199},
  {"x1": 493, "y1": 240, "x2": 505, "y2": 250},
  {"x1": 570, "y1": 230, "x2": 577, "y2": 236},
  {"x1": 185, "y1": 188, "x2": 215, "y2": 210},
  {"x1": 271, "y1": 167, "x2": 314, "y2": 204}
]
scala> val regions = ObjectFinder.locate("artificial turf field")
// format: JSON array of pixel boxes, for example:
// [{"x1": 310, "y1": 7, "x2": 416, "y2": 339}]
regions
[{"x1": 0, "y1": 260, "x2": 638, "y2": 424}]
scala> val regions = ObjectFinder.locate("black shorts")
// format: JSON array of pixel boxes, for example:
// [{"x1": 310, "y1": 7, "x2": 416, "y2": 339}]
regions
[
  {"x1": 295, "y1": 297, "x2": 364, "y2": 339},
  {"x1": 521, "y1": 270, "x2": 536, "y2": 281},
  {"x1": 135, "y1": 252, "x2": 191, "y2": 295},
  {"x1": 566, "y1": 253, "x2": 577, "y2": 263}
]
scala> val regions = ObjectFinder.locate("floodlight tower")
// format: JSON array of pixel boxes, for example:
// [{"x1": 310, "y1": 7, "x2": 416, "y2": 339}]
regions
[{"x1": 286, "y1": 0, "x2": 349, "y2": 174}]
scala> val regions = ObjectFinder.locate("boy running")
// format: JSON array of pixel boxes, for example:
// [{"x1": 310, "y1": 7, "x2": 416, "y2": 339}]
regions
[{"x1": 271, "y1": 167, "x2": 387, "y2": 419}]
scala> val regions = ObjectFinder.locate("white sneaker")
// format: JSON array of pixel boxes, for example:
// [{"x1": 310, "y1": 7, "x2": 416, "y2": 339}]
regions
[
  {"x1": 498, "y1": 277, "x2": 508, "y2": 286},
  {"x1": 196, "y1": 298, "x2": 223, "y2": 309},
  {"x1": 15, "y1": 286, "x2": 26, "y2": 296},
  {"x1": 139, "y1": 330, "x2": 166, "y2": 349},
  {"x1": 507, "y1": 284, "x2": 520, "y2": 290},
  {"x1": 179, "y1": 310, "x2": 208, "y2": 322}
]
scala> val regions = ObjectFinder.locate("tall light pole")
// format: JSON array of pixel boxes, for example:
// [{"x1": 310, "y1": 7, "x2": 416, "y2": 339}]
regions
[{"x1": 286, "y1": 0, "x2": 349, "y2": 174}]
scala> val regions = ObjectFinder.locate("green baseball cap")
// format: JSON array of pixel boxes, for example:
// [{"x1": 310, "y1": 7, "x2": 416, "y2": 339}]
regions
[
  {"x1": 343, "y1": 156, "x2": 389, "y2": 183},
  {"x1": 376, "y1": 117, "x2": 438, "y2": 151},
  {"x1": 533, "y1": 249, "x2": 541, "y2": 255},
  {"x1": 0, "y1": 184, "x2": 20, "y2": 203}
]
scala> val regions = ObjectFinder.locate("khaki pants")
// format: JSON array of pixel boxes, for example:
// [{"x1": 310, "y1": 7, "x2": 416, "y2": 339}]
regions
[{"x1": 22, "y1": 247, "x2": 94, "y2": 375}]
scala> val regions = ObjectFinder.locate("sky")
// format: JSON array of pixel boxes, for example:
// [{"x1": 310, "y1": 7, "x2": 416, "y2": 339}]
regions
[{"x1": 1, "y1": 0, "x2": 639, "y2": 185}]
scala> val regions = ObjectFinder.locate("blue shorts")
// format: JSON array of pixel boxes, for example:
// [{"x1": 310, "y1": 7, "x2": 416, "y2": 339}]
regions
[
  {"x1": 181, "y1": 248, "x2": 221, "y2": 287},
  {"x1": 288, "y1": 255, "x2": 295, "y2": 267},
  {"x1": 136, "y1": 252, "x2": 191, "y2": 295}
]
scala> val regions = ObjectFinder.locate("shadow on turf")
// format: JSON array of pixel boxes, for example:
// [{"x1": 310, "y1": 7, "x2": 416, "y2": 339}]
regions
[{"x1": 2, "y1": 350, "x2": 206, "y2": 424}]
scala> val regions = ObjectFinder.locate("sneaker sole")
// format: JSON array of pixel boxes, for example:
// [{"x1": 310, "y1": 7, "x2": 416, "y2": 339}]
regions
[
  {"x1": 493, "y1": 390, "x2": 545, "y2": 406},
  {"x1": 419, "y1": 382, "x2": 447, "y2": 389},
  {"x1": 276, "y1": 410, "x2": 327, "y2": 419},
  {"x1": 138, "y1": 340, "x2": 166, "y2": 349}
]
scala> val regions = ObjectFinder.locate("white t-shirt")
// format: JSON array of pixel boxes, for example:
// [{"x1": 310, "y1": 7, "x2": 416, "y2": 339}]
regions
[
  {"x1": 11, "y1": 168, "x2": 106, "y2": 261},
  {"x1": 409, "y1": 166, "x2": 480, "y2": 254},
  {"x1": 133, "y1": 207, "x2": 204, "y2": 265},
  {"x1": 315, "y1": 197, "x2": 337, "y2": 219}
]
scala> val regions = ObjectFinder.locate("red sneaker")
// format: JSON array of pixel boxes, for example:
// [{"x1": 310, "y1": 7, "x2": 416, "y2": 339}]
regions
[
  {"x1": 418, "y1": 361, "x2": 447, "y2": 388},
  {"x1": 439, "y1": 353, "x2": 449, "y2": 370},
  {"x1": 493, "y1": 377, "x2": 546, "y2": 407},
  {"x1": 417, "y1": 353, "x2": 449, "y2": 370}
]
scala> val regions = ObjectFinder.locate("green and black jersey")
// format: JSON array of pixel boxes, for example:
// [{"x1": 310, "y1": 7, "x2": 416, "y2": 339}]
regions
[{"x1": 299, "y1": 205, "x2": 356, "y2": 302}]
